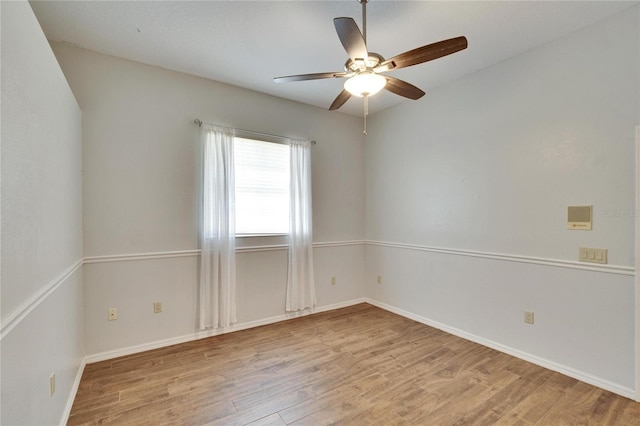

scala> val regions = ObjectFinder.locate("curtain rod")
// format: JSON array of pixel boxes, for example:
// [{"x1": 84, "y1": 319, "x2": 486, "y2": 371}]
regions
[{"x1": 193, "y1": 119, "x2": 316, "y2": 145}]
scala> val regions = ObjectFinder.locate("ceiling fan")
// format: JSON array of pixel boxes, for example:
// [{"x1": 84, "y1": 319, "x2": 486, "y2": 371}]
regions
[{"x1": 274, "y1": 0, "x2": 468, "y2": 133}]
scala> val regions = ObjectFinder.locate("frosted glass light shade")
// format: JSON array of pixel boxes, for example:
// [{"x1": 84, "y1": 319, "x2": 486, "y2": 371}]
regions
[{"x1": 344, "y1": 72, "x2": 386, "y2": 97}]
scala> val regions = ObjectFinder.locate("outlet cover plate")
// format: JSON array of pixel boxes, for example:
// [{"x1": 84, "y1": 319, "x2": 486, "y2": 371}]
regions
[{"x1": 108, "y1": 308, "x2": 117, "y2": 321}]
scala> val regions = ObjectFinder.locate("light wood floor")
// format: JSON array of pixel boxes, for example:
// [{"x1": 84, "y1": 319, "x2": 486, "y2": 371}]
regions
[{"x1": 69, "y1": 303, "x2": 639, "y2": 425}]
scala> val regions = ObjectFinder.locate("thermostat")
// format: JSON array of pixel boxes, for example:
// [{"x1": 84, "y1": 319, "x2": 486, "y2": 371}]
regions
[{"x1": 567, "y1": 205, "x2": 592, "y2": 230}]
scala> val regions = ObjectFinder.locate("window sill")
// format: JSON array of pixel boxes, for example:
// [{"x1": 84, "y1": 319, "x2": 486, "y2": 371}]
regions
[
  {"x1": 236, "y1": 234, "x2": 289, "y2": 248},
  {"x1": 236, "y1": 234, "x2": 288, "y2": 238}
]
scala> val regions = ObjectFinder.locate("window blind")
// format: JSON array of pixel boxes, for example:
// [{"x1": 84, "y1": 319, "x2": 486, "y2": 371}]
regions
[{"x1": 234, "y1": 137, "x2": 290, "y2": 235}]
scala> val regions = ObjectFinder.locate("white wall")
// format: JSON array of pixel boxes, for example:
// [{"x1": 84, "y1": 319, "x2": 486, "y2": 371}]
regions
[
  {"x1": 0, "y1": 1, "x2": 84, "y2": 424},
  {"x1": 366, "y1": 6, "x2": 639, "y2": 396},
  {"x1": 50, "y1": 43, "x2": 367, "y2": 357}
]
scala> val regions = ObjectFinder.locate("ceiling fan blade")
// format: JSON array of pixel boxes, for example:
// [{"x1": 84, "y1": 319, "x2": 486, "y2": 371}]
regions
[
  {"x1": 329, "y1": 89, "x2": 352, "y2": 111},
  {"x1": 384, "y1": 76, "x2": 425, "y2": 100},
  {"x1": 379, "y1": 36, "x2": 468, "y2": 71},
  {"x1": 334, "y1": 17, "x2": 368, "y2": 62},
  {"x1": 274, "y1": 72, "x2": 347, "y2": 83}
]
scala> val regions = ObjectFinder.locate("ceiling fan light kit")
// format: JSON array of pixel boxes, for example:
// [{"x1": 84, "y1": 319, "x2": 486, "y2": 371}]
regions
[
  {"x1": 344, "y1": 72, "x2": 386, "y2": 97},
  {"x1": 274, "y1": 0, "x2": 468, "y2": 133}
]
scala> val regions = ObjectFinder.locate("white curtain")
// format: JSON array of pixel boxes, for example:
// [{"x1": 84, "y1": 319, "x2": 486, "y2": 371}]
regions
[
  {"x1": 199, "y1": 125, "x2": 236, "y2": 329},
  {"x1": 286, "y1": 139, "x2": 316, "y2": 311}
]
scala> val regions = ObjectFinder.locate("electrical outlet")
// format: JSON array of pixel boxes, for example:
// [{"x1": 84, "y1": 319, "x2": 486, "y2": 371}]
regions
[
  {"x1": 376, "y1": 275, "x2": 382, "y2": 284},
  {"x1": 50, "y1": 373, "x2": 55, "y2": 397},
  {"x1": 153, "y1": 301, "x2": 162, "y2": 313},
  {"x1": 524, "y1": 311, "x2": 534, "y2": 324},
  {"x1": 108, "y1": 308, "x2": 118, "y2": 321},
  {"x1": 330, "y1": 277, "x2": 336, "y2": 285}
]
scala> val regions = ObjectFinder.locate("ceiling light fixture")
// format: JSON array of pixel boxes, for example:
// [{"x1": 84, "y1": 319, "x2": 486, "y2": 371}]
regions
[{"x1": 343, "y1": 72, "x2": 386, "y2": 97}]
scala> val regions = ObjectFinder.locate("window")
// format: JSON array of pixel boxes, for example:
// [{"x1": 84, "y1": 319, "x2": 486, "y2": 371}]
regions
[{"x1": 234, "y1": 137, "x2": 290, "y2": 235}]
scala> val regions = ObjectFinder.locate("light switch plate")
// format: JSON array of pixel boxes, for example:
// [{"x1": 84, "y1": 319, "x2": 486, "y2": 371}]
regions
[
  {"x1": 524, "y1": 311, "x2": 534, "y2": 324},
  {"x1": 579, "y1": 247, "x2": 607, "y2": 264}
]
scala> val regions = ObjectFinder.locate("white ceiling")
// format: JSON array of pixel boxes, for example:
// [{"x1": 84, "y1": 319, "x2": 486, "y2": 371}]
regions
[{"x1": 30, "y1": 0, "x2": 637, "y2": 116}]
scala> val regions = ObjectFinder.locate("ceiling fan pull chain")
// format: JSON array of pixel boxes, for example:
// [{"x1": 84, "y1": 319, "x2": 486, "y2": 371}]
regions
[{"x1": 363, "y1": 95, "x2": 368, "y2": 135}]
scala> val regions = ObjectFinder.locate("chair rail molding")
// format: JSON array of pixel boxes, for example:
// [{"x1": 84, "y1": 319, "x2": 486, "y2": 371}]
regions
[
  {"x1": 366, "y1": 240, "x2": 635, "y2": 276},
  {"x1": 0, "y1": 259, "x2": 83, "y2": 341}
]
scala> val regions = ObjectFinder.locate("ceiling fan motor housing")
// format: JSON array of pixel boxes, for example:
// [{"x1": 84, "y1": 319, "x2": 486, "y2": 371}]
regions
[{"x1": 344, "y1": 53, "x2": 384, "y2": 74}]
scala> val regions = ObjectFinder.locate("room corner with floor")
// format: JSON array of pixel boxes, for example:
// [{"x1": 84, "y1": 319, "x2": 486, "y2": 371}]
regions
[{"x1": 1, "y1": 1, "x2": 639, "y2": 425}]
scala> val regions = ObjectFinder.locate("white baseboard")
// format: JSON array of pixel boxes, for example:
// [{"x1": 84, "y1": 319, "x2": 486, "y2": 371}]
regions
[
  {"x1": 365, "y1": 298, "x2": 636, "y2": 400},
  {"x1": 84, "y1": 298, "x2": 367, "y2": 363},
  {"x1": 61, "y1": 356, "x2": 86, "y2": 425}
]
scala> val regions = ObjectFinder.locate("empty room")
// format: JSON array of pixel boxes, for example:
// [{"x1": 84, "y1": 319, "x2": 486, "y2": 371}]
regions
[{"x1": 1, "y1": 0, "x2": 639, "y2": 424}]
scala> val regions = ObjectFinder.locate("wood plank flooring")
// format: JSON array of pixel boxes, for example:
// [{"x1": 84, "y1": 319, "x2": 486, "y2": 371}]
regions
[{"x1": 68, "y1": 303, "x2": 640, "y2": 425}]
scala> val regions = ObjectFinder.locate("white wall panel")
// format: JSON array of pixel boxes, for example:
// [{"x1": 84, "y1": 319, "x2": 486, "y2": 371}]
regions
[
  {"x1": 1, "y1": 3, "x2": 83, "y2": 319},
  {"x1": 366, "y1": 7, "x2": 639, "y2": 266},
  {"x1": 0, "y1": 270, "x2": 84, "y2": 425},
  {"x1": 83, "y1": 256, "x2": 198, "y2": 355},
  {"x1": 84, "y1": 244, "x2": 365, "y2": 356},
  {"x1": 367, "y1": 244, "x2": 635, "y2": 392},
  {"x1": 51, "y1": 43, "x2": 366, "y2": 256},
  {"x1": 313, "y1": 244, "x2": 367, "y2": 307}
]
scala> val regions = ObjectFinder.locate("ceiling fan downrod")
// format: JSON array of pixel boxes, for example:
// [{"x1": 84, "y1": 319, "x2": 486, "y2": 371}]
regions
[{"x1": 360, "y1": 0, "x2": 367, "y2": 43}]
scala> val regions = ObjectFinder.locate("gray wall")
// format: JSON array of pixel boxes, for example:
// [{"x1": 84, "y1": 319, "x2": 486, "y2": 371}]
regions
[
  {"x1": 365, "y1": 6, "x2": 639, "y2": 396},
  {"x1": 1, "y1": 1, "x2": 84, "y2": 424},
  {"x1": 51, "y1": 43, "x2": 368, "y2": 357}
]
